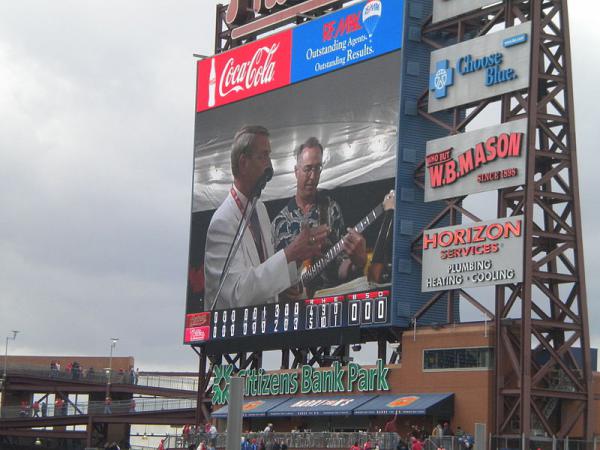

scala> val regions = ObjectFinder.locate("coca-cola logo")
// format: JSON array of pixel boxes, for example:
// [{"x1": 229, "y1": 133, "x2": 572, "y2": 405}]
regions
[{"x1": 219, "y1": 43, "x2": 280, "y2": 97}]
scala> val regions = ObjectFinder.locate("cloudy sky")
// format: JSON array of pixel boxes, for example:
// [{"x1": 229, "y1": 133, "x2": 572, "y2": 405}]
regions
[{"x1": 1, "y1": 1, "x2": 599, "y2": 372}]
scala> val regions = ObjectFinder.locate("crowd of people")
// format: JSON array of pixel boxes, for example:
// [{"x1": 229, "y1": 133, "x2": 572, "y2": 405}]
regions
[{"x1": 48, "y1": 360, "x2": 140, "y2": 384}]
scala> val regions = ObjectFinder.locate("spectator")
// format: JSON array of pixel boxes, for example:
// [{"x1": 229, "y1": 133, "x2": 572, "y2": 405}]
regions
[
  {"x1": 54, "y1": 398, "x2": 63, "y2": 417},
  {"x1": 104, "y1": 397, "x2": 112, "y2": 414},
  {"x1": 350, "y1": 442, "x2": 360, "y2": 450},
  {"x1": 129, "y1": 367, "x2": 136, "y2": 384},
  {"x1": 442, "y1": 421, "x2": 454, "y2": 436},
  {"x1": 19, "y1": 400, "x2": 29, "y2": 417},
  {"x1": 87, "y1": 367, "x2": 95, "y2": 380},
  {"x1": 157, "y1": 438, "x2": 165, "y2": 450},
  {"x1": 41, "y1": 401, "x2": 47, "y2": 418},
  {"x1": 129, "y1": 399, "x2": 136, "y2": 413},
  {"x1": 409, "y1": 436, "x2": 422, "y2": 450},
  {"x1": 197, "y1": 440, "x2": 207, "y2": 450},
  {"x1": 32, "y1": 401, "x2": 40, "y2": 417},
  {"x1": 384, "y1": 414, "x2": 399, "y2": 433},
  {"x1": 209, "y1": 423, "x2": 218, "y2": 450},
  {"x1": 363, "y1": 440, "x2": 372, "y2": 450}
]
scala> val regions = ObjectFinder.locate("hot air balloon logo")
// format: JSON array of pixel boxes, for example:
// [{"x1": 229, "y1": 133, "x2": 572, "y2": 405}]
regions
[{"x1": 362, "y1": 0, "x2": 382, "y2": 38}]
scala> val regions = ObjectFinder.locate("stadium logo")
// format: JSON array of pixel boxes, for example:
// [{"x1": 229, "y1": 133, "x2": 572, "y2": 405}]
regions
[
  {"x1": 362, "y1": 0, "x2": 382, "y2": 37},
  {"x1": 429, "y1": 59, "x2": 454, "y2": 99},
  {"x1": 387, "y1": 396, "x2": 419, "y2": 407},
  {"x1": 243, "y1": 400, "x2": 265, "y2": 411},
  {"x1": 218, "y1": 43, "x2": 281, "y2": 98}
]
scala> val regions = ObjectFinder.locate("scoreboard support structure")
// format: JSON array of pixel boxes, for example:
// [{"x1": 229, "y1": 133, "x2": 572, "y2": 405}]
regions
[{"x1": 417, "y1": 0, "x2": 593, "y2": 442}]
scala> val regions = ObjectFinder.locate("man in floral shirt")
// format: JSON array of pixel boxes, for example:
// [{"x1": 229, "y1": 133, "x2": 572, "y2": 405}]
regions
[{"x1": 272, "y1": 137, "x2": 366, "y2": 296}]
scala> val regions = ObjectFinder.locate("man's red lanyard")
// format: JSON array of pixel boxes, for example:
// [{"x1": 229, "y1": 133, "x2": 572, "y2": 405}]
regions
[{"x1": 230, "y1": 187, "x2": 266, "y2": 262}]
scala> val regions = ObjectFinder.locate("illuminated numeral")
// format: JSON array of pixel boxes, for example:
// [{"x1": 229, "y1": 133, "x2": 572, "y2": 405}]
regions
[
  {"x1": 223, "y1": 311, "x2": 227, "y2": 322},
  {"x1": 213, "y1": 325, "x2": 217, "y2": 338},
  {"x1": 261, "y1": 319, "x2": 266, "y2": 333},
  {"x1": 230, "y1": 323, "x2": 235, "y2": 336},
  {"x1": 275, "y1": 304, "x2": 280, "y2": 317},
  {"x1": 293, "y1": 317, "x2": 298, "y2": 330},
  {"x1": 331, "y1": 303, "x2": 341, "y2": 327},
  {"x1": 375, "y1": 298, "x2": 387, "y2": 323},
  {"x1": 252, "y1": 307, "x2": 258, "y2": 320},
  {"x1": 320, "y1": 304, "x2": 327, "y2": 328},
  {"x1": 244, "y1": 309, "x2": 249, "y2": 320},
  {"x1": 349, "y1": 301, "x2": 360, "y2": 325},
  {"x1": 221, "y1": 324, "x2": 226, "y2": 337},
  {"x1": 284, "y1": 318, "x2": 289, "y2": 331},
  {"x1": 284, "y1": 303, "x2": 289, "y2": 316},
  {"x1": 294, "y1": 302, "x2": 299, "y2": 316},
  {"x1": 252, "y1": 321, "x2": 257, "y2": 334},
  {"x1": 231, "y1": 310, "x2": 236, "y2": 322},
  {"x1": 243, "y1": 322, "x2": 248, "y2": 335},
  {"x1": 274, "y1": 318, "x2": 279, "y2": 333},
  {"x1": 214, "y1": 311, "x2": 219, "y2": 323},
  {"x1": 364, "y1": 301, "x2": 372, "y2": 321}
]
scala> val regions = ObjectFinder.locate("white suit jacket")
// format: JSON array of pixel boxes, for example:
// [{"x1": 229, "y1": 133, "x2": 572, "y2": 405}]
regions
[{"x1": 204, "y1": 188, "x2": 299, "y2": 310}]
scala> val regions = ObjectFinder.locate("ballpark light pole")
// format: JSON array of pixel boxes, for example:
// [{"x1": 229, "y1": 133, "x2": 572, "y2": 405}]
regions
[
  {"x1": 3, "y1": 331, "x2": 19, "y2": 382},
  {"x1": 105, "y1": 338, "x2": 119, "y2": 400}
]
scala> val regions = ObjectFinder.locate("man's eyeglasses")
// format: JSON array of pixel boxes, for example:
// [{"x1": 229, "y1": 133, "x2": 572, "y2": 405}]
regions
[{"x1": 299, "y1": 164, "x2": 323, "y2": 174}]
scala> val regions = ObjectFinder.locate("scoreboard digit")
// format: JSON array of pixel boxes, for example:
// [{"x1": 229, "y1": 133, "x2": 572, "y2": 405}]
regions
[{"x1": 204, "y1": 289, "x2": 390, "y2": 341}]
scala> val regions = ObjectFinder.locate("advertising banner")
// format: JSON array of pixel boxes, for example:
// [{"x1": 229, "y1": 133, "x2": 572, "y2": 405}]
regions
[
  {"x1": 428, "y1": 22, "x2": 531, "y2": 113},
  {"x1": 421, "y1": 216, "x2": 524, "y2": 292},
  {"x1": 291, "y1": 0, "x2": 404, "y2": 82},
  {"x1": 424, "y1": 119, "x2": 528, "y2": 202},
  {"x1": 432, "y1": 0, "x2": 500, "y2": 24},
  {"x1": 196, "y1": 0, "x2": 404, "y2": 114}
]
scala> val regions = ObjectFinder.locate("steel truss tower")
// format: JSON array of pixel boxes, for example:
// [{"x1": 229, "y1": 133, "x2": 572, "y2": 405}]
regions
[
  {"x1": 198, "y1": 0, "x2": 593, "y2": 441},
  {"x1": 418, "y1": 0, "x2": 593, "y2": 441}
]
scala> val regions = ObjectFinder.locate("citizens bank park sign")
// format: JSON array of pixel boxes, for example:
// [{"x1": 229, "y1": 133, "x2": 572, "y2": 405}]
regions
[
  {"x1": 425, "y1": 119, "x2": 528, "y2": 202},
  {"x1": 197, "y1": 0, "x2": 404, "y2": 112},
  {"x1": 211, "y1": 359, "x2": 389, "y2": 405},
  {"x1": 421, "y1": 216, "x2": 524, "y2": 292}
]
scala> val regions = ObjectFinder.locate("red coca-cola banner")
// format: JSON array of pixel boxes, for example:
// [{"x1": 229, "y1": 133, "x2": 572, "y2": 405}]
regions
[{"x1": 196, "y1": 31, "x2": 293, "y2": 112}]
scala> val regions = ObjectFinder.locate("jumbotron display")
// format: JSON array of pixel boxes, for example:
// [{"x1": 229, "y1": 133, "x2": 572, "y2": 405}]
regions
[{"x1": 183, "y1": 0, "x2": 445, "y2": 348}]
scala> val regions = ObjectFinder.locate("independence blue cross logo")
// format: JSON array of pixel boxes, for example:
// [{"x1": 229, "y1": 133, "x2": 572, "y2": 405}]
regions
[{"x1": 429, "y1": 59, "x2": 454, "y2": 99}]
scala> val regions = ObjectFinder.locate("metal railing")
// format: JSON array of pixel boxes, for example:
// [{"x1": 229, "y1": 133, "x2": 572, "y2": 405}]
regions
[
  {"x1": 3, "y1": 365, "x2": 197, "y2": 392},
  {"x1": 165, "y1": 431, "x2": 401, "y2": 450},
  {"x1": 491, "y1": 435, "x2": 600, "y2": 450},
  {"x1": 0, "y1": 397, "x2": 196, "y2": 419}
]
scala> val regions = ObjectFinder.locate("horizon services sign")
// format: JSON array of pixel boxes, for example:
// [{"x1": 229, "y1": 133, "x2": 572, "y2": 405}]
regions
[
  {"x1": 211, "y1": 359, "x2": 390, "y2": 405},
  {"x1": 421, "y1": 216, "x2": 524, "y2": 292},
  {"x1": 433, "y1": 0, "x2": 500, "y2": 24},
  {"x1": 428, "y1": 22, "x2": 532, "y2": 113},
  {"x1": 425, "y1": 119, "x2": 528, "y2": 202},
  {"x1": 196, "y1": 0, "x2": 403, "y2": 113}
]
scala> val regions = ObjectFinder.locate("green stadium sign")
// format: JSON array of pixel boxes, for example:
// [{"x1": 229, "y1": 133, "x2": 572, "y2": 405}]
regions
[{"x1": 212, "y1": 359, "x2": 389, "y2": 405}]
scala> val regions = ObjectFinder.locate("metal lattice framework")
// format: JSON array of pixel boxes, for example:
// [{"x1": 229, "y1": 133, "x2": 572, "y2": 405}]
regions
[
  {"x1": 199, "y1": 0, "x2": 592, "y2": 441},
  {"x1": 415, "y1": 0, "x2": 593, "y2": 441}
]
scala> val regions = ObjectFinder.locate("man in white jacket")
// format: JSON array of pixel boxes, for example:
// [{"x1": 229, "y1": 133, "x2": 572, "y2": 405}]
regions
[{"x1": 204, "y1": 126, "x2": 328, "y2": 310}]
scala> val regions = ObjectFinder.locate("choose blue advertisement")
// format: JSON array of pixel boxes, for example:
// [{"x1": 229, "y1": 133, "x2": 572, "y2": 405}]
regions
[{"x1": 291, "y1": 0, "x2": 404, "y2": 83}]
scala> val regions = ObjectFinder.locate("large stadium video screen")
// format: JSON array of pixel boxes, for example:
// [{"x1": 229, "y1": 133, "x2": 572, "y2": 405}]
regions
[{"x1": 184, "y1": 0, "x2": 406, "y2": 347}]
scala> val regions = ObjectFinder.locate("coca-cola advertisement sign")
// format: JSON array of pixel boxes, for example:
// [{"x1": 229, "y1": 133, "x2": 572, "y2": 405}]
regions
[{"x1": 196, "y1": 31, "x2": 292, "y2": 112}]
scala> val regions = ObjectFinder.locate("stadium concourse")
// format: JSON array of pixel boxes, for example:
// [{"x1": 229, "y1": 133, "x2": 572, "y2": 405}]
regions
[{"x1": 0, "y1": 356, "x2": 200, "y2": 449}]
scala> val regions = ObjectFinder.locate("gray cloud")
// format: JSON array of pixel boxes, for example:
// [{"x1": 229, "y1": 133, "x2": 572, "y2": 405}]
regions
[{"x1": 1, "y1": 1, "x2": 599, "y2": 371}]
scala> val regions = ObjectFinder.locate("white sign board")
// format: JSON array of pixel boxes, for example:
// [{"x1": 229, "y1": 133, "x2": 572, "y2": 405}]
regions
[
  {"x1": 422, "y1": 216, "x2": 524, "y2": 292},
  {"x1": 433, "y1": 0, "x2": 501, "y2": 24},
  {"x1": 425, "y1": 119, "x2": 528, "y2": 202},
  {"x1": 428, "y1": 22, "x2": 532, "y2": 113}
]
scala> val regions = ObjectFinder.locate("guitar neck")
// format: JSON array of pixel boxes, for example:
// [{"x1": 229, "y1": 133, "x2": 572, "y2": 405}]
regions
[{"x1": 302, "y1": 203, "x2": 385, "y2": 286}]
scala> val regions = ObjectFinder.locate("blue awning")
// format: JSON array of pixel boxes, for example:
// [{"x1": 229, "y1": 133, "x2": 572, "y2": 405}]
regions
[
  {"x1": 354, "y1": 393, "x2": 454, "y2": 416},
  {"x1": 267, "y1": 395, "x2": 376, "y2": 417},
  {"x1": 212, "y1": 397, "x2": 290, "y2": 418}
]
